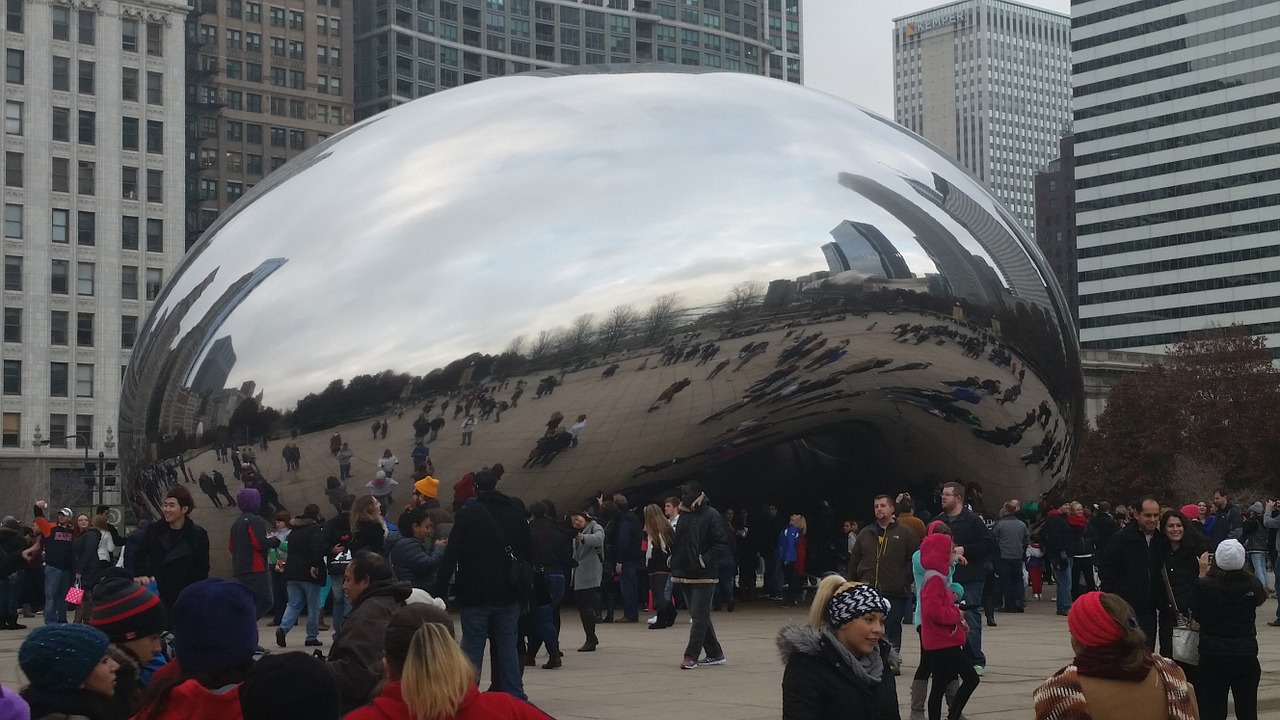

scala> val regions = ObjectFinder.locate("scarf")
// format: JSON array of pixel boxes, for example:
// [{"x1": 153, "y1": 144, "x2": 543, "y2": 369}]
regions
[
  {"x1": 1073, "y1": 642, "x2": 1153, "y2": 683},
  {"x1": 821, "y1": 627, "x2": 885, "y2": 685}
]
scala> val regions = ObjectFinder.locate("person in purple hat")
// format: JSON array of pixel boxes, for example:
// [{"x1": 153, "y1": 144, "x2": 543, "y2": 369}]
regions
[{"x1": 229, "y1": 487, "x2": 278, "y2": 619}]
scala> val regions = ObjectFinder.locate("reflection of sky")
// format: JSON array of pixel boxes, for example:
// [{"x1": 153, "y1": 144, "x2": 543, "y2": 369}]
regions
[{"x1": 149, "y1": 71, "x2": 1041, "y2": 408}]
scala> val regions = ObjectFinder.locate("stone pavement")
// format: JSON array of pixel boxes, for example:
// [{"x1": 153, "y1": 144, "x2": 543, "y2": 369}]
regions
[{"x1": 2, "y1": 596, "x2": 1280, "y2": 719}]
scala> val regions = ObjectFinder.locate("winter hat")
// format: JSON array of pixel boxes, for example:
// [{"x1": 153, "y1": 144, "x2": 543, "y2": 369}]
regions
[
  {"x1": 919, "y1": 533, "x2": 953, "y2": 573},
  {"x1": 89, "y1": 574, "x2": 167, "y2": 641},
  {"x1": 1181, "y1": 504, "x2": 1201, "y2": 521},
  {"x1": 1067, "y1": 592, "x2": 1123, "y2": 648},
  {"x1": 236, "y1": 488, "x2": 261, "y2": 512},
  {"x1": 1250, "y1": 501, "x2": 1264, "y2": 515},
  {"x1": 1216, "y1": 538, "x2": 1247, "y2": 571},
  {"x1": 927, "y1": 520, "x2": 949, "y2": 535},
  {"x1": 172, "y1": 578, "x2": 258, "y2": 673},
  {"x1": 18, "y1": 624, "x2": 110, "y2": 691},
  {"x1": 0, "y1": 516, "x2": 18, "y2": 531},
  {"x1": 826, "y1": 584, "x2": 891, "y2": 629},
  {"x1": 239, "y1": 652, "x2": 340, "y2": 720},
  {"x1": 0, "y1": 684, "x2": 29, "y2": 720},
  {"x1": 406, "y1": 588, "x2": 447, "y2": 610},
  {"x1": 414, "y1": 476, "x2": 439, "y2": 499},
  {"x1": 473, "y1": 469, "x2": 499, "y2": 492},
  {"x1": 370, "y1": 470, "x2": 388, "y2": 488},
  {"x1": 58, "y1": 507, "x2": 74, "y2": 518}
]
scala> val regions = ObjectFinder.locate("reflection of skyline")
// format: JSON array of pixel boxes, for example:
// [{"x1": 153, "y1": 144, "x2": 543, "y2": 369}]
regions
[{"x1": 824, "y1": 221, "x2": 913, "y2": 280}]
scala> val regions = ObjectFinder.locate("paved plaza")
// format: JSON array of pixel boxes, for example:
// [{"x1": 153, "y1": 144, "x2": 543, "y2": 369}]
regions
[{"x1": 1, "y1": 599, "x2": 1278, "y2": 719}]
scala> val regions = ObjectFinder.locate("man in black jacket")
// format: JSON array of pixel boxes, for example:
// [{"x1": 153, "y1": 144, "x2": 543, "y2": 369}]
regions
[
  {"x1": 606, "y1": 494, "x2": 643, "y2": 623},
  {"x1": 1041, "y1": 503, "x2": 1074, "y2": 616},
  {"x1": 939, "y1": 481, "x2": 994, "y2": 672},
  {"x1": 1210, "y1": 488, "x2": 1243, "y2": 550},
  {"x1": 1098, "y1": 496, "x2": 1163, "y2": 648},
  {"x1": 133, "y1": 485, "x2": 210, "y2": 616},
  {"x1": 670, "y1": 481, "x2": 730, "y2": 670},
  {"x1": 432, "y1": 469, "x2": 531, "y2": 700}
]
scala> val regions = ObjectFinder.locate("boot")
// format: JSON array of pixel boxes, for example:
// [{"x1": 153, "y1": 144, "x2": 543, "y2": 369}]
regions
[
  {"x1": 946, "y1": 678, "x2": 969, "y2": 720},
  {"x1": 542, "y1": 655, "x2": 562, "y2": 669},
  {"x1": 909, "y1": 678, "x2": 927, "y2": 720}
]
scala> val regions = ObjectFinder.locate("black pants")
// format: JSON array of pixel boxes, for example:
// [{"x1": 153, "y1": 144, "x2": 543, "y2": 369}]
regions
[
  {"x1": 924, "y1": 645, "x2": 980, "y2": 720},
  {"x1": 782, "y1": 562, "x2": 801, "y2": 605},
  {"x1": 576, "y1": 587, "x2": 600, "y2": 645},
  {"x1": 1198, "y1": 653, "x2": 1259, "y2": 720},
  {"x1": 649, "y1": 572, "x2": 675, "y2": 627},
  {"x1": 1071, "y1": 556, "x2": 1096, "y2": 599}
]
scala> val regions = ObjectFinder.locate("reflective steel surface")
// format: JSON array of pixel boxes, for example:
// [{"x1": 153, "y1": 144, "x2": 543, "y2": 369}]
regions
[{"x1": 122, "y1": 67, "x2": 1081, "y2": 520}]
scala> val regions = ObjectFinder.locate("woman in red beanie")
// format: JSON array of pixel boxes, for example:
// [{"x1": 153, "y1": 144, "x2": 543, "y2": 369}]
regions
[
  {"x1": 1033, "y1": 591, "x2": 1197, "y2": 720},
  {"x1": 919, "y1": 532, "x2": 979, "y2": 720}
]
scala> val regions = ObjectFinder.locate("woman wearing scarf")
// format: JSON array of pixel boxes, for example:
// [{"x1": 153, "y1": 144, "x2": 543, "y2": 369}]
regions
[
  {"x1": 777, "y1": 575, "x2": 900, "y2": 720},
  {"x1": 1033, "y1": 591, "x2": 1198, "y2": 720}
]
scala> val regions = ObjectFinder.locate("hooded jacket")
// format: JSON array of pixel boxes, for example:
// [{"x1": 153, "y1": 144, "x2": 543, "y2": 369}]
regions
[
  {"x1": 135, "y1": 678, "x2": 242, "y2": 720},
  {"x1": 328, "y1": 579, "x2": 412, "y2": 713},
  {"x1": 228, "y1": 510, "x2": 274, "y2": 576},
  {"x1": 670, "y1": 494, "x2": 729, "y2": 583},
  {"x1": 342, "y1": 681, "x2": 554, "y2": 720},
  {"x1": 919, "y1": 533, "x2": 965, "y2": 651},
  {"x1": 385, "y1": 530, "x2": 446, "y2": 590},
  {"x1": 1190, "y1": 573, "x2": 1267, "y2": 657},
  {"x1": 777, "y1": 625, "x2": 900, "y2": 720}
]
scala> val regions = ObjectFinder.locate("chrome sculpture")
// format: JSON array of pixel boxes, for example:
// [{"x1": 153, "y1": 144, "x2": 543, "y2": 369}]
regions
[{"x1": 121, "y1": 67, "x2": 1081, "y2": 530}]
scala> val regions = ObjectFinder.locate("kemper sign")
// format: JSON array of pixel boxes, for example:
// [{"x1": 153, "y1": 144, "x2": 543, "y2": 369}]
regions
[{"x1": 904, "y1": 11, "x2": 967, "y2": 36}]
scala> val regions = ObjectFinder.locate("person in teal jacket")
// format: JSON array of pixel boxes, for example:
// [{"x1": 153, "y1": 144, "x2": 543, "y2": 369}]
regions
[{"x1": 907, "y1": 521, "x2": 964, "y2": 720}]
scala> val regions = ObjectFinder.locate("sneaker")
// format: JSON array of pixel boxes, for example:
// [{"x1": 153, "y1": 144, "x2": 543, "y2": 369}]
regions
[
  {"x1": 974, "y1": 665, "x2": 985, "y2": 677},
  {"x1": 305, "y1": 639, "x2": 324, "y2": 647},
  {"x1": 680, "y1": 657, "x2": 698, "y2": 670},
  {"x1": 647, "y1": 615, "x2": 658, "y2": 625},
  {"x1": 1267, "y1": 620, "x2": 1280, "y2": 627},
  {"x1": 698, "y1": 656, "x2": 727, "y2": 666},
  {"x1": 275, "y1": 628, "x2": 286, "y2": 648},
  {"x1": 1033, "y1": 594, "x2": 1042, "y2": 601}
]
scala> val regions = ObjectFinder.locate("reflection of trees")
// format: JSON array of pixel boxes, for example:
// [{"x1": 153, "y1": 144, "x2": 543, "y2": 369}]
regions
[
  {"x1": 288, "y1": 370, "x2": 414, "y2": 432},
  {"x1": 721, "y1": 281, "x2": 765, "y2": 325},
  {"x1": 562, "y1": 313, "x2": 596, "y2": 356},
  {"x1": 600, "y1": 305, "x2": 640, "y2": 350},
  {"x1": 228, "y1": 397, "x2": 283, "y2": 443},
  {"x1": 642, "y1": 293, "x2": 682, "y2": 344}
]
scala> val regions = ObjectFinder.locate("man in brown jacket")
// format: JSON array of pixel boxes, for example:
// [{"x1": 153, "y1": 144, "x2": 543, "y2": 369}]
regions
[
  {"x1": 327, "y1": 551, "x2": 411, "y2": 713},
  {"x1": 848, "y1": 494, "x2": 920, "y2": 665}
]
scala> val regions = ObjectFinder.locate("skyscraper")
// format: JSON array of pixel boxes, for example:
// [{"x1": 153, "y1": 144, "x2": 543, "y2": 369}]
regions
[
  {"x1": 893, "y1": 0, "x2": 1071, "y2": 233},
  {"x1": 185, "y1": 0, "x2": 355, "y2": 248},
  {"x1": 352, "y1": 0, "x2": 803, "y2": 121},
  {"x1": 0, "y1": 0, "x2": 188, "y2": 505},
  {"x1": 1034, "y1": 134, "x2": 1076, "y2": 323},
  {"x1": 1074, "y1": 0, "x2": 1280, "y2": 354}
]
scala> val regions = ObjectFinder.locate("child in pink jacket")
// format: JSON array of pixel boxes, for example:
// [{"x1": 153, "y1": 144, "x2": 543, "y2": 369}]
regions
[{"x1": 919, "y1": 532, "x2": 981, "y2": 720}]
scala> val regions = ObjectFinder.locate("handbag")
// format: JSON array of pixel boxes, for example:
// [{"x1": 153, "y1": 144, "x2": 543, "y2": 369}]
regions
[
  {"x1": 1161, "y1": 564, "x2": 1199, "y2": 665},
  {"x1": 65, "y1": 579, "x2": 84, "y2": 606}
]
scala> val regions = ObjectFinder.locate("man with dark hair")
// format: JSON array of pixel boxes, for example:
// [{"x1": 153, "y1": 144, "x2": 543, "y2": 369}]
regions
[
  {"x1": 1210, "y1": 488, "x2": 1243, "y2": 549},
  {"x1": 896, "y1": 497, "x2": 926, "y2": 539},
  {"x1": 939, "y1": 481, "x2": 993, "y2": 675},
  {"x1": 606, "y1": 494, "x2": 643, "y2": 623},
  {"x1": 1088, "y1": 501, "x2": 1118, "y2": 560},
  {"x1": 670, "y1": 482, "x2": 730, "y2": 670},
  {"x1": 327, "y1": 551, "x2": 411, "y2": 713},
  {"x1": 133, "y1": 485, "x2": 211, "y2": 614},
  {"x1": 991, "y1": 501, "x2": 1029, "y2": 613},
  {"x1": 848, "y1": 494, "x2": 918, "y2": 662},
  {"x1": 1098, "y1": 496, "x2": 1163, "y2": 647}
]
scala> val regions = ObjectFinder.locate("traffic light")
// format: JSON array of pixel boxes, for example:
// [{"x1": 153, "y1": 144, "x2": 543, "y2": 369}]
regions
[
  {"x1": 103, "y1": 461, "x2": 118, "y2": 487},
  {"x1": 83, "y1": 462, "x2": 97, "y2": 489}
]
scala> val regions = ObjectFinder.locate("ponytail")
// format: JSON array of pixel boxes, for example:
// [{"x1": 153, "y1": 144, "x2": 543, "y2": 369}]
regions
[
  {"x1": 400, "y1": 623, "x2": 474, "y2": 720},
  {"x1": 807, "y1": 574, "x2": 863, "y2": 630}
]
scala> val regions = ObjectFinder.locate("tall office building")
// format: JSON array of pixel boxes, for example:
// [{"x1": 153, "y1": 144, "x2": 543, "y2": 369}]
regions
[
  {"x1": 1034, "y1": 134, "x2": 1076, "y2": 322},
  {"x1": 1, "y1": 0, "x2": 187, "y2": 506},
  {"x1": 1074, "y1": 0, "x2": 1280, "y2": 354},
  {"x1": 893, "y1": 0, "x2": 1071, "y2": 234},
  {"x1": 185, "y1": 0, "x2": 355, "y2": 247},
  {"x1": 353, "y1": 0, "x2": 803, "y2": 121}
]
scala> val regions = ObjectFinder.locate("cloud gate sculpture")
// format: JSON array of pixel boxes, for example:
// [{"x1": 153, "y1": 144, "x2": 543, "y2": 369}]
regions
[{"x1": 121, "y1": 67, "x2": 1081, "y2": 529}]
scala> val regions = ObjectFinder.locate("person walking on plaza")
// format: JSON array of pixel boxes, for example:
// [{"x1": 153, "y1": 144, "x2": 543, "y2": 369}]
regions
[
  {"x1": 1191, "y1": 539, "x2": 1265, "y2": 720},
  {"x1": 276, "y1": 504, "x2": 329, "y2": 649},
  {"x1": 229, "y1": 487, "x2": 278, "y2": 619},
  {"x1": 526, "y1": 501, "x2": 570, "y2": 668},
  {"x1": 778, "y1": 576, "x2": 900, "y2": 720},
  {"x1": 133, "y1": 486, "x2": 211, "y2": 615},
  {"x1": 569, "y1": 511, "x2": 605, "y2": 651},
  {"x1": 991, "y1": 501, "x2": 1028, "y2": 613},
  {"x1": 671, "y1": 481, "x2": 730, "y2": 670},
  {"x1": 1098, "y1": 497, "x2": 1164, "y2": 648},
  {"x1": 336, "y1": 443, "x2": 355, "y2": 481},
  {"x1": 938, "y1": 481, "x2": 993, "y2": 674},
  {"x1": 1041, "y1": 503, "x2": 1074, "y2": 616},
  {"x1": 1033, "y1": 592, "x2": 1197, "y2": 720},
  {"x1": 848, "y1": 494, "x2": 919, "y2": 662},
  {"x1": 919, "y1": 531, "x2": 980, "y2": 720}
]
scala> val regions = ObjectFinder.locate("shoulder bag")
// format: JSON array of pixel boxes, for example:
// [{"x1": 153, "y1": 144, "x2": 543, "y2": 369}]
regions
[
  {"x1": 475, "y1": 504, "x2": 537, "y2": 611},
  {"x1": 1160, "y1": 563, "x2": 1199, "y2": 665}
]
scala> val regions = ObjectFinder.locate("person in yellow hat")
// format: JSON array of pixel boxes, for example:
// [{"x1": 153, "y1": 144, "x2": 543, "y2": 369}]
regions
[{"x1": 412, "y1": 476, "x2": 453, "y2": 542}]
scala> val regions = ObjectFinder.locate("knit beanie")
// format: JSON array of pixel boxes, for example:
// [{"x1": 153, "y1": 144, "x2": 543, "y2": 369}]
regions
[
  {"x1": 237, "y1": 487, "x2": 262, "y2": 512},
  {"x1": 0, "y1": 685, "x2": 28, "y2": 720},
  {"x1": 89, "y1": 575, "x2": 168, "y2": 642},
  {"x1": 239, "y1": 653, "x2": 340, "y2": 720},
  {"x1": 1067, "y1": 591, "x2": 1123, "y2": 648},
  {"x1": 1216, "y1": 539, "x2": 1247, "y2": 571},
  {"x1": 18, "y1": 624, "x2": 111, "y2": 691},
  {"x1": 1180, "y1": 504, "x2": 1201, "y2": 521},
  {"x1": 473, "y1": 470, "x2": 498, "y2": 492},
  {"x1": 414, "y1": 476, "x2": 439, "y2": 499},
  {"x1": 172, "y1": 578, "x2": 258, "y2": 673}
]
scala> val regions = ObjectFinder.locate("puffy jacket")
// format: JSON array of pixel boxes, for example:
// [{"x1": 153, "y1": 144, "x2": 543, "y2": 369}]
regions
[
  {"x1": 228, "y1": 511, "x2": 274, "y2": 575},
  {"x1": 328, "y1": 579, "x2": 412, "y2": 712},
  {"x1": 778, "y1": 625, "x2": 900, "y2": 720},
  {"x1": 134, "y1": 678, "x2": 242, "y2": 720},
  {"x1": 777, "y1": 525, "x2": 801, "y2": 564},
  {"x1": 1209, "y1": 504, "x2": 1243, "y2": 549},
  {"x1": 670, "y1": 495, "x2": 729, "y2": 582},
  {"x1": 281, "y1": 518, "x2": 327, "y2": 585},
  {"x1": 848, "y1": 521, "x2": 919, "y2": 597},
  {"x1": 1243, "y1": 515, "x2": 1268, "y2": 553},
  {"x1": 919, "y1": 533, "x2": 965, "y2": 651},
  {"x1": 1191, "y1": 573, "x2": 1266, "y2": 657},
  {"x1": 529, "y1": 517, "x2": 571, "y2": 573},
  {"x1": 343, "y1": 681, "x2": 553, "y2": 720},
  {"x1": 386, "y1": 531, "x2": 445, "y2": 590},
  {"x1": 432, "y1": 491, "x2": 531, "y2": 606},
  {"x1": 939, "y1": 508, "x2": 992, "y2": 583}
]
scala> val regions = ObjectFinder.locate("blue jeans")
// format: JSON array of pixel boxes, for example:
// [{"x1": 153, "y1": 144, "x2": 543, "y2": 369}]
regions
[
  {"x1": 1054, "y1": 558, "x2": 1073, "y2": 613},
  {"x1": 960, "y1": 580, "x2": 986, "y2": 667},
  {"x1": 330, "y1": 577, "x2": 350, "y2": 633},
  {"x1": 43, "y1": 566, "x2": 73, "y2": 624},
  {"x1": 619, "y1": 562, "x2": 638, "y2": 621},
  {"x1": 1249, "y1": 552, "x2": 1268, "y2": 590},
  {"x1": 281, "y1": 580, "x2": 322, "y2": 641},
  {"x1": 460, "y1": 603, "x2": 525, "y2": 700},
  {"x1": 884, "y1": 594, "x2": 907, "y2": 654},
  {"x1": 534, "y1": 574, "x2": 566, "y2": 655},
  {"x1": 715, "y1": 556, "x2": 736, "y2": 607},
  {"x1": 1001, "y1": 558, "x2": 1025, "y2": 610}
]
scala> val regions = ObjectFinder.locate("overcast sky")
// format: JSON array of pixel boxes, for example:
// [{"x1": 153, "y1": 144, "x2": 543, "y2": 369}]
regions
[{"x1": 802, "y1": 0, "x2": 1070, "y2": 117}]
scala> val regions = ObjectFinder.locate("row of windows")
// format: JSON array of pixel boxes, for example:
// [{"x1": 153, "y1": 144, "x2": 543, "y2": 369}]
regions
[
  {"x1": 1071, "y1": 0, "x2": 1269, "y2": 53},
  {"x1": 1080, "y1": 321, "x2": 1280, "y2": 353},
  {"x1": 1076, "y1": 91, "x2": 1280, "y2": 145},
  {"x1": 1078, "y1": 167, "x2": 1280, "y2": 212},
  {"x1": 5, "y1": 3, "x2": 166, "y2": 57},
  {"x1": 1076, "y1": 115, "x2": 1280, "y2": 169},
  {"x1": 1, "y1": 204, "x2": 167, "y2": 253},
  {"x1": 2, "y1": 360, "x2": 129, "y2": 398},
  {"x1": 195, "y1": 148, "x2": 289, "y2": 175},
  {"x1": 1075, "y1": 63, "x2": 1280, "y2": 121},
  {"x1": 1079, "y1": 244, "x2": 1280, "y2": 283},
  {"x1": 1079, "y1": 140, "x2": 1280, "y2": 191},
  {"x1": 1080, "y1": 293, "x2": 1280, "y2": 329},
  {"x1": 1079, "y1": 192, "x2": 1280, "y2": 236},
  {"x1": 5, "y1": 53, "x2": 166, "y2": 104},
  {"x1": 1071, "y1": 0, "x2": 1184, "y2": 31},
  {"x1": 1078, "y1": 217, "x2": 1280, "y2": 260},
  {"x1": 0, "y1": 413, "x2": 102, "y2": 449},
  {"x1": 1074, "y1": 35, "x2": 1280, "y2": 99},
  {"x1": 1079, "y1": 268, "x2": 1280, "y2": 306},
  {"x1": 223, "y1": 121, "x2": 310, "y2": 149}
]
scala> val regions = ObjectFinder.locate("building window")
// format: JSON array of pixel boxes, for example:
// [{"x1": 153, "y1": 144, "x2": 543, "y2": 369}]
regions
[
  {"x1": 76, "y1": 262, "x2": 94, "y2": 296},
  {"x1": 50, "y1": 260, "x2": 68, "y2": 294},
  {"x1": 269, "y1": 6, "x2": 284, "y2": 25},
  {"x1": 3, "y1": 360, "x2": 20, "y2": 395},
  {"x1": 226, "y1": 181, "x2": 243, "y2": 203},
  {"x1": 269, "y1": 127, "x2": 285, "y2": 147},
  {"x1": 146, "y1": 72, "x2": 163, "y2": 105},
  {"x1": 52, "y1": 6, "x2": 69, "y2": 39},
  {"x1": 122, "y1": 19, "x2": 139, "y2": 51},
  {"x1": 146, "y1": 22, "x2": 162, "y2": 56},
  {"x1": 50, "y1": 311, "x2": 67, "y2": 344},
  {"x1": 4, "y1": 50, "x2": 21, "y2": 84},
  {"x1": 121, "y1": 265, "x2": 138, "y2": 299},
  {"x1": 4, "y1": 101, "x2": 21, "y2": 135},
  {"x1": 246, "y1": 2, "x2": 260, "y2": 21},
  {"x1": 51, "y1": 210, "x2": 68, "y2": 244},
  {"x1": 145, "y1": 219, "x2": 162, "y2": 253},
  {"x1": 122, "y1": 167, "x2": 138, "y2": 199},
  {"x1": 77, "y1": 161, "x2": 94, "y2": 196},
  {"x1": 2, "y1": 309, "x2": 19, "y2": 344},
  {"x1": 76, "y1": 211, "x2": 94, "y2": 246},
  {"x1": 246, "y1": 32, "x2": 261, "y2": 52},
  {"x1": 146, "y1": 170, "x2": 162, "y2": 202},
  {"x1": 4, "y1": 152, "x2": 20, "y2": 187},
  {"x1": 52, "y1": 157, "x2": 69, "y2": 192},
  {"x1": 74, "y1": 415, "x2": 92, "y2": 448},
  {"x1": 121, "y1": 315, "x2": 137, "y2": 349},
  {"x1": 4, "y1": 256, "x2": 22, "y2": 291},
  {"x1": 78, "y1": 110, "x2": 95, "y2": 145},
  {"x1": 76, "y1": 312, "x2": 93, "y2": 346},
  {"x1": 145, "y1": 268, "x2": 162, "y2": 300},
  {"x1": 122, "y1": 68, "x2": 139, "y2": 101},
  {"x1": 78, "y1": 60, "x2": 95, "y2": 95},
  {"x1": 6, "y1": 0, "x2": 22, "y2": 33},
  {"x1": 50, "y1": 363, "x2": 68, "y2": 397},
  {"x1": 2, "y1": 413, "x2": 19, "y2": 448},
  {"x1": 78, "y1": 10, "x2": 95, "y2": 44},
  {"x1": 121, "y1": 217, "x2": 139, "y2": 250},
  {"x1": 52, "y1": 107, "x2": 70, "y2": 142},
  {"x1": 75, "y1": 364, "x2": 93, "y2": 397},
  {"x1": 122, "y1": 117, "x2": 139, "y2": 150},
  {"x1": 3, "y1": 204, "x2": 20, "y2": 239},
  {"x1": 47, "y1": 414, "x2": 67, "y2": 447}
]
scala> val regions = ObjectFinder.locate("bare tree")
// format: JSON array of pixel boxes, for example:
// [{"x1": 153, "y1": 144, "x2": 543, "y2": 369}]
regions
[
  {"x1": 528, "y1": 329, "x2": 556, "y2": 361},
  {"x1": 642, "y1": 293, "x2": 683, "y2": 343},
  {"x1": 721, "y1": 280, "x2": 765, "y2": 325},
  {"x1": 600, "y1": 304, "x2": 640, "y2": 349},
  {"x1": 505, "y1": 335, "x2": 526, "y2": 357},
  {"x1": 564, "y1": 313, "x2": 595, "y2": 355}
]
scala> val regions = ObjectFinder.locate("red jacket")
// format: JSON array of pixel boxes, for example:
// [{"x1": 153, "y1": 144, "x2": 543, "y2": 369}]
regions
[
  {"x1": 343, "y1": 681, "x2": 553, "y2": 720},
  {"x1": 919, "y1": 533, "x2": 965, "y2": 652},
  {"x1": 131, "y1": 678, "x2": 242, "y2": 720}
]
